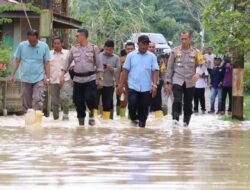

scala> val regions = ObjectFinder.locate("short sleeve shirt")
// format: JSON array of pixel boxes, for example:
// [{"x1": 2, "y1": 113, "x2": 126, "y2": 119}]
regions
[
  {"x1": 123, "y1": 50, "x2": 159, "y2": 92},
  {"x1": 14, "y1": 40, "x2": 51, "y2": 83}
]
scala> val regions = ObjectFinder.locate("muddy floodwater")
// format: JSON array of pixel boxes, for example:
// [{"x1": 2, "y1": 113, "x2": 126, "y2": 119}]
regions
[{"x1": 0, "y1": 112, "x2": 250, "y2": 190}]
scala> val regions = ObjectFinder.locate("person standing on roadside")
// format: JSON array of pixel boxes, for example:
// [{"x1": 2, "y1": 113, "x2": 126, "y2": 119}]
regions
[
  {"x1": 221, "y1": 58, "x2": 232, "y2": 115},
  {"x1": 208, "y1": 57, "x2": 224, "y2": 114}
]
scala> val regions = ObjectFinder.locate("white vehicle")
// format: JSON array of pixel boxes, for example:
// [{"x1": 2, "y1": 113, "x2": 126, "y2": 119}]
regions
[{"x1": 127, "y1": 32, "x2": 172, "y2": 55}]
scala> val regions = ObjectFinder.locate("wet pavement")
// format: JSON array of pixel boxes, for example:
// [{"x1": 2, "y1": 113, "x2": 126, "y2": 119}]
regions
[{"x1": 0, "y1": 112, "x2": 250, "y2": 190}]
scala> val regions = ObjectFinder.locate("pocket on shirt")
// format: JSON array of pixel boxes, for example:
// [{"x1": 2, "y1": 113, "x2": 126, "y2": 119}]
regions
[
  {"x1": 176, "y1": 62, "x2": 183, "y2": 67},
  {"x1": 73, "y1": 52, "x2": 81, "y2": 62},
  {"x1": 85, "y1": 52, "x2": 94, "y2": 63}
]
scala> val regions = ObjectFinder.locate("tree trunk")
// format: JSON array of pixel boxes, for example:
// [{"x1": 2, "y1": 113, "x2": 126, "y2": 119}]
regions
[
  {"x1": 232, "y1": 0, "x2": 245, "y2": 120},
  {"x1": 232, "y1": 50, "x2": 244, "y2": 120}
]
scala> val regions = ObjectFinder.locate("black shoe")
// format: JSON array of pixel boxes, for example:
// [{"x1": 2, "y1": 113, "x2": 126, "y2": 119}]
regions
[
  {"x1": 183, "y1": 115, "x2": 191, "y2": 126},
  {"x1": 139, "y1": 121, "x2": 146, "y2": 128},
  {"x1": 193, "y1": 110, "x2": 198, "y2": 113}
]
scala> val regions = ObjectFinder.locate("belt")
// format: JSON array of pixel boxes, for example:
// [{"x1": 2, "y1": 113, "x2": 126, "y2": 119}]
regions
[{"x1": 72, "y1": 70, "x2": 96, "y2": 77}]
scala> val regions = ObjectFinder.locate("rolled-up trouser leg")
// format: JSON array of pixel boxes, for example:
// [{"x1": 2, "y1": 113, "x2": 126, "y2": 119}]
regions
[{"x1": 33, "y1": 80, "x2": 45, "y2": 111}]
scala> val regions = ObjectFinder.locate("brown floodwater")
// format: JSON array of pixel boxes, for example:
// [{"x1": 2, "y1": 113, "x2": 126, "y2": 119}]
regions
[{"x1": 0, "y1": 112, "x2": 250, "y2": 190}]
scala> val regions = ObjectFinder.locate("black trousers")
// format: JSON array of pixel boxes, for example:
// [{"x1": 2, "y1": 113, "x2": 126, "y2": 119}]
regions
[
  {"x1": 222, "y1": 86, "x2": 232, "y2": 112},
  {"x1": 151, "y1": 80, "x2": 163, "y2": 111},
  {"x1": 97, "y1": 86, "x2": 114, "y2": 111},
  {"x1": 194, "y1": 88, "x2": 206, "y2": 111},
  {"x1": 73, "y1": 80, "x2": 97, "y2": 119},
  {"x1": 128, "y1": 89, "x2": 151, "y2": 124},
  {"x1": 172, "y1": 83, "x2": 195, "y2": 120}
]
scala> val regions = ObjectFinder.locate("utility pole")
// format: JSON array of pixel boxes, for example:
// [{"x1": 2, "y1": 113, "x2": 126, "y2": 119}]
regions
[{"x1": 40, "y1": 0, "x2": 52, "y2": 117}]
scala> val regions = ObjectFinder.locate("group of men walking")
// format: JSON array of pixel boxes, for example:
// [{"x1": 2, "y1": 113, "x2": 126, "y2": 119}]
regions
[{"x1": 10, "y1": 28, "x2": 231, "y2": 128}]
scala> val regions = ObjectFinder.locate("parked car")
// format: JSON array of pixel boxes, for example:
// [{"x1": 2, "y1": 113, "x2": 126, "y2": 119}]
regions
[{"x1": 126, "y1": 32, "x2": 172, "y2": 55}]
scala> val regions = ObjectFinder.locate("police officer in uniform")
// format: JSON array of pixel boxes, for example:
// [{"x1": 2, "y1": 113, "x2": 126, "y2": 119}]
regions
[
  {"x1": 164, "y1": 30, "x2": 205, "y2": 127},
  {"x1": 60, "y1": 28, "x2": 104, "y2": 126}
]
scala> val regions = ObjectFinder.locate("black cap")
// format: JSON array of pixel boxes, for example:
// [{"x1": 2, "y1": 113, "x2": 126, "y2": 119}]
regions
[{"x1": 138, "y1": 35, "x2": 150, "y2": 43}]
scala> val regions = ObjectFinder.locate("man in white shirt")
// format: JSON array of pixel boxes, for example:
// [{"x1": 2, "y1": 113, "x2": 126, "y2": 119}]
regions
[
  {"x1": 203, "y1": 47, "x2": 215, "y2": 71},
  {"x1": 193, "y1": 65, "x2": 209, "y2": 114},
  {"x1": 50, "y1": 37, "x2": 72, "y2": 120}
]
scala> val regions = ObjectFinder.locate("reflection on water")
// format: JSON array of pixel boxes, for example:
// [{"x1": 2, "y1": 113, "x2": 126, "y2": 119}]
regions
[{"x1": 0, "y1": 112, "x2": 250, "y2": 190}]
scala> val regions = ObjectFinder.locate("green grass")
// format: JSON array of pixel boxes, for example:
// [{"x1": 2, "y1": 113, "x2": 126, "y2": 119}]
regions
[
  {"x1": 221, "y1": 94, "x2": 250, "y2": 121},
  {"x1": 244, "y1": 94, "x2": 250, "y2": 120}
]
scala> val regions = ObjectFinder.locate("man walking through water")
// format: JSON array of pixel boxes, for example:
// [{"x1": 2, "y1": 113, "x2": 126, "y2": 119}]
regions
[
  {"x1": 165, "y1": 30, "x2": 205, "y2": 127},
  {"x1": 50, "y1": 37, "x2": 72, "y2": 120},
  {"x1": 97, "y1": 39, "x2": 121, "y2": 120},
  {"x1": 118, "y1": 42, "x2": 135, "y2": 118},
  {"x1": 10, "y1": 29, "x2": 50, "y2": 112},
  {"x1": 60, "y1": 28, "x2": 104, "y2": 126},
  {"x1": 117, "y1": 35, "x2": 159, "y2": 128}
]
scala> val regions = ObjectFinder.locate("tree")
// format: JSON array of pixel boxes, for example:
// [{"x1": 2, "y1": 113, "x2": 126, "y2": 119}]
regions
[
  {"x1": 68, "y1": 0, "x2": 208, "y2": 49},
  {"x1": 203, "y1": 0, "x2": 250, "y2": 120},
  {"x1": 176, "y1": 0, "x2": 205, "y2": 50},
  {"x1": 69, "y1": 0, "x2": 151, "y2": 50}
]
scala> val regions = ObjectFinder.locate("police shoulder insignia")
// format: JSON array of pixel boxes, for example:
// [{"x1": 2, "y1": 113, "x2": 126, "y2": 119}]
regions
[{"x1": 196, "y1": 49, "x2": 205, "y2": 65}]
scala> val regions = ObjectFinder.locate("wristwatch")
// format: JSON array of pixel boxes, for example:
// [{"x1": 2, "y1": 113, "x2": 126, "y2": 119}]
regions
[
  {"x1": 46, "y1": 78, "x2": 50, "y2": 82},
  {"x1": 152, "y1": 84, "x2": 157, "y2": 88}
]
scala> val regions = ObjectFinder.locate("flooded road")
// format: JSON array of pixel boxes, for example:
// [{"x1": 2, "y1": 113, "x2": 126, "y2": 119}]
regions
[{"x1": 0, "y1": 112, "x2": 250, "y2": 190}]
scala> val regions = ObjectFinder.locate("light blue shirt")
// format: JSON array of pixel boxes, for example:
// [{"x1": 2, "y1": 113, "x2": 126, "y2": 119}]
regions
[
  {"x1": 123, "y1": 50, "x2": 159, "y2": 92},
  {"x1": 14, "y1": 40, "x2": 51, "y2": 83}
]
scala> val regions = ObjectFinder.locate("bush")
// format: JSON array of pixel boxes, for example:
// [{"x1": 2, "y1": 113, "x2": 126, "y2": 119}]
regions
[{"x1": 0, "y1": 43, "x2": 12, "y2": 77}]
